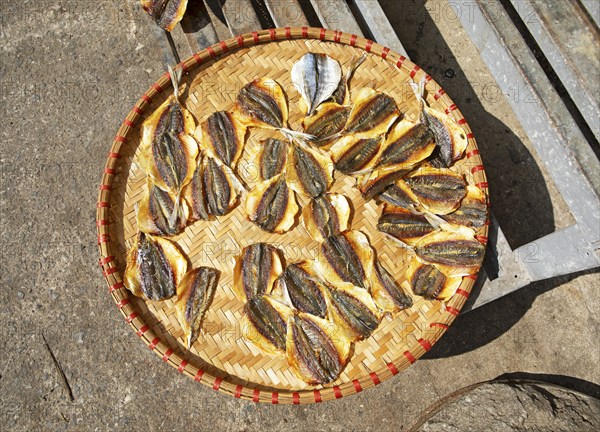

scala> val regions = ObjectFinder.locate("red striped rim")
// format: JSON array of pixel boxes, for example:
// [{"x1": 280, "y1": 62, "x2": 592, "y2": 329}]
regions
[
  {"x1": 446, "y1": 306, "x2": 461, "y2": 316},
  {"x1": 350, "y1": 34, "x2": 357, "y2": 46},
  {"x1": 292, "y1": 392, "x2": 300, "y2": 404},
  {"x1": 116, "y1": 298, "x2": 130, "y2": 309},
  {"x1": 418, "y1": 339, "x2": 432, "y2": 352},
  {"x1": 219, "y1": 41, "x2": 229, "y2": 52},
  {"x1": 162, "y1": 349, "x2": 173, "y2": 362},
  {"x1": 148, "y1": 337, "x2": 160, "y2": 350},
  {"x1": 352, "y1": 379, "x2": 363, "y2": 392},
  {"x1": 271, "y1": 392, "x2": 279, "y2": 404},
  {"x1": 370, "y1": 372, "x2": 381, "y2": 385},
  {"x1": 365, "y1": 40, "x2": 373, "y2": 52},
  {"x1": 301, "y1": 26, "x2": 308, "y2": 38},
  {"x1": 236, "y1": 35, "x2": 244, "y2": 47},
  {"x1": 333, "y1": 385, "x2": 342, "y2": 399},
  {"x1": 136, "y1": 324, "x2": 148, "y2": 337},
  {"x1": 313, "y1": 389, "x2": 322, "y2": 403},
  {"x1": 178, "y1": 360, "x2": 188, "y2": 373},
  {"x1": 252, "y1": 388, "x2": 260, "y2": 403},
  {"x1": 234, "y1": 384, "x2": 243, "y2": 398},
  {"x1": 456, "y1": 288, "x2": 470, "y2": 298},
  {"x1": 194, "y1": 369, "x2": 204, "y2": 382},
  {"x1": 431, "y1": 322, "x2": 449, "y2": 330},
  {"x1": 285, "y1": 27, "x2": 291, "y2": 39},
  {"x1": 410, "y1": 64, "x2": 421, "y2": 78},
  {"x1": 126, "y1": 312, "x2": 138, "y2": 324},
  {"x1": 212, "y1": 377, "x2": 222, "y2": 390},
  {"x1": 104, "y1": 168, "x2": 116, "y2": 175},
  {"x1": 404, "y1": 351, "x2": 416, "y2": 364},
  {"x1": 381, "y1": 46, "x2": 390, "y2": 59},
  {"x1": 109, "y1": 281, "x2": 124, "y2": 293},
  {"x1": 387, "y1": 362, "x2": 398, "y2": 375}
]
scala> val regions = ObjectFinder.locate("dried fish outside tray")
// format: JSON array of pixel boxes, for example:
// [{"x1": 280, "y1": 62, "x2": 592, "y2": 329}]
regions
[
  {"x1": 141, "y1": 0, "x2": 188, "y2": 32},
  {"x1": 404, "y1": 167, "x2": 467, "y2": 215},
  {"x1": 291, "y1": 53, "x2": 342, "y2": 116},
  {"x1": 272, "y1": 261, "x2": 329, "y2": 319},
  {"x1": 302, "y1": 102, "x2": 351, "y2": 148},
  {"x1": 287, "y1": 144, "x2": 334, "y2": 198},
  {"x1": 196, "y1": 111, "x2": 247, "y2": 168},
  {"x1": 258, "y1": 138, "x2": 289, "y2": 180},
  {"x1": 324, "y1": 281, "x2": 381, "y2": 342},
  {"x1": 442, "y1": 185, "x2": 488, "y2": 228},
  {"x1": 286, "y1": 312, "x2": 351, "y2": 385},
  {"x1": 175, "y1": 267, "x2": 220, "y2": 348},
  {"x1": 138, "y1": 179, "x2": 190, "y2": 236},
  {"x1": 233, "y1": 243, "x2": 284, "y2": 302},
  {"x1": 244, "y1": 174, "x2": 300, "y2": 234},
  {"x1": 330, "y1": 134, "x2": 383, "y2": 175},
  {"x1": 316, "y1": 230, "x2": 375, "y2": 290},
  {"x1": 370, "y1": 259, "x2": 413, "y2": 315},
  {"x1": 405, "y1": 258, "x2": 462, "y2": 301},
  {"x1": 413, "y1": 226, "x2": 486, "y2": 277},
  {"x1": 377, "y1": 204, "x2": 435, "y2": 246},
  {"x1": 330, "y1": 53, "x2": 367, "y2": 106},
  {"x1": 124, "y1": 231, "x2": 187, "y2": 301},
  {"x1": 302, "y1": 193, "x2": 351, "y2": 242},
  {"x1": 243, "y1": 296, "x2": 293, "y2": 355}
]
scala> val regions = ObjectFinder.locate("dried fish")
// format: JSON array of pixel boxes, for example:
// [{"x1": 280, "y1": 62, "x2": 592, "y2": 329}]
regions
[
  {"x1": 286, "y1": 312, "x2": 351, "y2": 385},
  {"x1": 414, "y1": 227, "x2": 486, "y2": 276},
  {"x1": 342, "y1": 88, "x2": 399, "y2": 137},
  {"x1": 287, "y1": 144, "x2": 333, "y2": 198},
  {"x1": 273, "y1": 261, "x2": 329, "y2": 319},
  {"x1": 243, "y1": 296, "x2": 292, "y2": 355},
  {"x1": 331, "y1": 53, "x2": 367, "y2": 106},
  {"x1": 182, "y1": 157, "x2": 210, "y2": 222},
  {"x1": 138, "y1": 180, "x2": 189, "y2": 236},
  {"x1": 141, "y1": 0, "x2": 188, "y2": 32},
  {"x1": 330, "y1": 135, "x2": 383, "y2": 174},
  {"x1": 316, "y1": 230, "x2": 374, "y2": 289},
  {"x1": 245, "y1": 174, "x2": 300, "y2": 233},
  {"x1": 405, "y1": 258, "x2": 462, "y2": 301},
  {"x1": 373, "y1": 119, "x2": 435, "y2": 170},
  {"x1": 258, "y1": 138, "x2": 288, "y2": 180},
  {"x1": 377, "y1": 180, "x2": 420, "y2": 210},
  {"x1": 442, "y1": 185, "x2": 488, "y2": 228},
  {"x1": 124, "y1": 231, "x2": 187, "y2": 301},
  {"x1": 302, "y1": 193, "x2": 351, "y2": 242},
  {"x1": 325, "y1": 282, "x2": 381, "y2": 342},
  {"x1": 302, "y1": 103, "x2": 351, "y2": 147},
  {"x1": 202, "y1": 157, "x2": 244, "y2": 216},
  {"x1": 291, "y1": 53, "x2": 342, "y2": 116},
  {"x1": 233, "y1": 243, "x2": 284, "y2": 302},
  {"x1": 404, "y1": 167, "x2": 467, "y2": 215},
  {"x1": 370, "y1": 260, "x2": 413, "y2": 314},
  {"x1": 175, "y1": 267, "x2": 220, "y2": 348},
  {"x1": 377, "y1": 204, "x2": 435, "y2": 245},
  {"x1": 197, "y1": 111, "x2": 247, "y2": 168},
  {"x1": 357, "y1": 165, "x2": 411, "y2": 201}
]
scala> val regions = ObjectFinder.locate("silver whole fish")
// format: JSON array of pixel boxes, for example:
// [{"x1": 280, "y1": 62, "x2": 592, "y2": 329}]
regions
[{"x1": 292, "y1": 53, "x2": 342, "y2": 116}]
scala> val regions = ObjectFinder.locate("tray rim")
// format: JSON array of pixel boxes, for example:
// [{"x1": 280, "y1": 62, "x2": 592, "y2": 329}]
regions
[{"x1": 96, "y1": 26, "x2": 489, "y2": 404}]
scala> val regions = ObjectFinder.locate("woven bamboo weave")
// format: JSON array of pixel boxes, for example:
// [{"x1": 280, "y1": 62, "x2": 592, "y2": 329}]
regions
[{"x1": 96, "y1": 27, "x2": 489, "y2": 404}]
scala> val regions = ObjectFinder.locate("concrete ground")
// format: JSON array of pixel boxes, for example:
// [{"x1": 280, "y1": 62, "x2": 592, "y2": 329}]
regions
[{"x1": 1, "y1": 0, "x2": 598, "y2": 430}]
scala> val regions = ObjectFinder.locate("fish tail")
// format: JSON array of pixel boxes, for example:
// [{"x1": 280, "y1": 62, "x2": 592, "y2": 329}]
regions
[
  {"x1": 280, "y1": 128, "x2": 316, "y2": 144},
  {"x1": 347, "y1": 52, "x2": 367, "y2": 80},
  {"x1": 168, "y1": 189, "x2": 182, "y2": 227},
  {"x1": 168, "y1": 64, "x2": 183, "y2": 99}
]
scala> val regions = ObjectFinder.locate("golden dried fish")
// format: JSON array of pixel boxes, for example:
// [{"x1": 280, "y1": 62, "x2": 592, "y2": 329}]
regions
[
  {"x1": 377, "y1": 204, "x2": 435, "y2": 246},
  {"x1": 302, "y1": 193, "x2": 351, "y2": 242},
  {"x1": 325, "y1": 282, "x2": 381, "y2": 342},
  {"x1": 245, "y1": 174, "x2": 300, "y2": 233},
  {"x1": 373, "y1": 119, "x2": 435, "y2": 170},
  {"x1": 442, "y1": 185, "x2": 488, "y2": 228},
  {"x1": 370, "y1": 260, "x2": 413, "y2": 314},
  {"x1": 197, "y1": 111, "x2": 247, "y2": 168},
  {"x1": 181, "y1": 157, "x2": 210, "y2": 222},
  {"x1": 404, "y1": 167, "x2": 467, "y2": 215},
  {"x1": 405, "y1": 258, "x2": 462, "y2": 301},
  {"x1": 291, "y1": 53, "x2": 342, "y2": 116},
  {"x1": 414, "y1": 227, "x2": 486, "y2": 276},
  {"x1": 287, "y1": 144, "x2": 334, "y2": 198},
  {"x1": 330, "y1": 53, "x2": 367, "y2": 105},
  {"x1": 377, "y1": 180, "x2": 420, "y2": 210},
  {"x1": 330, "y1": 135, "x2": 382, "y2": 174},
  {"x1": 342, "y1": 88, "x2": 399, "y2": 137},
  {"x1": 273, "y1": 261, "x2": 329, "y2": 319},
  {"x1": 124, "y1": 231, "x2": 187, "y2": 301},
  {"x1": 286, "y1": 312, "x2": 351, "y2": 385},
  {"x1": 138, "y1": 180, "x2": 189, "y2": 236},
  {"x1": 141, "y1": 0, "x2": 188, "y2": 32},
  {"x1": 302, "y1": 102, "x2": 351, "y2": 147},
  {"x1": 175, "y1": 267, "x2": 220, "y2": 348},
  {"x1": 258, "y1": 138, "x2": 288, "y2": 180},
  {"x1": 233, "y1": 243, "x2": 284, "y2": 302},
  {"x1": 243, "y1": 296, "x2": 292, "y2": 355},
  {"x1": 316, "y1": 230, "x2": 374, "y2": 289},
  {"x1": 357, "y1": 165, "x2": 411, "y2": 201},
  {"x1": 201, "y1": 157, "x2": 243, "y2": 216}
]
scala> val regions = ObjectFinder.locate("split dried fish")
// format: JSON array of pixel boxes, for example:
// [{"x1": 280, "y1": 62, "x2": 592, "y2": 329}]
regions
[
  {"x1": 377, "y1": 180, "x2": 420, "y2": 210},
  {"x1": 302, "y1": 102, "x2": 351, "y2": 147},
  {"x1": 442, "y1": 185, "x2": 488, "y2": 228},
  {"x1": 141, "y1": 0, "x2": 188, "y2": 32},
  {"x1": 302, "y1": 193, "x2": 351, "y2": 242},
  {"x1": 342, "y1": 88, "x2": 399, "y2": 137},
  {"x1": 182, "y1": 157, "x2": 210, "y2": 222},
  {"x1": 201, "y1": 157, "x2": 243, "y2": 216},
  {"x1": 288, "y1": 144, "x2": 334, "y2": 198},
  {"x1": 124, "y1": 231, "x2": 187, "y2": 301},
  {"x1": 370, "y1": 260, "x2": 413, "y2": 315},
  {"x1": 357, "y1": 165, "x2": 411, "y2": 201},
  {"x1": 138, "y1": 180, "x2": 189, "y2": 236},
  {"x1": 197, "y1": 111, "x2": 247, "y2": 168},
  {"x1": 377, "y1": 204, "x2": 435, "y2": 246},
  {"x1": 243, "y1": 296, "x2": 292, "y2": 355},
  {"x1": 273, "y1": 261, "x2": 329, "y2": 319},
  {"x1": 373, "y1": 119, "x2": 435, "y2": 170},
  {"x1": 405, "y1": 258, "x2": 462, "y2": 301},
  {"x1": 316, "y1": 230, "x2": 374, "y2": 289},
  {"x1": 291, "y1": 53, "x2": 342, "y2": 116},
  {"x1": 325, "y1": 282, "x2": 381, "y2": 342},
  {"x1": 258, "y1": 138, "x2": 288, "y2": 180},
  {"x1": 404, "y1": 167, "x2": 467, "y2": 215},
  {"x1": 233, "y1": 243, "x2": 284, "y2": 302},
  {"x1": 414, "y1": 227, "x2": 486, "y2": 276},
  {"x1": 245, "y1": 174, "x2": 300, "y2": 233},
  {"x1": 175, "y1": 267, "x2": 220, "y2": 348},
  {"x1": 330, "y1": 135, "x2": 383, "y2": 175},
  {"x1": 330, "y1": 53, "x2": 367, "y2": 106},
  {"x1": 286, "y1": 312, "x2": 351, "y2": 385}
]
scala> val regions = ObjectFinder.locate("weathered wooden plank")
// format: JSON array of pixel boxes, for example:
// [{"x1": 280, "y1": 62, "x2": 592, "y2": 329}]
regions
[
  {"x1": 179, "y1": 0, "x2": 220, "y2": 53},
  {"x1": 203, "y1": 0, "x2": 233, "y2": 40},
  {"x1": 263, "y1": 0, "x2": 310, "y2": 27},
  {"x1": 353, "y1": 0, "x2": 407, "y2": 57},
  {"x1": 309, "y1": 0, "x2": 363, "y2": 35},
  {"x1": 220, "y1": 0, "x2": 262, "y2": 34}
]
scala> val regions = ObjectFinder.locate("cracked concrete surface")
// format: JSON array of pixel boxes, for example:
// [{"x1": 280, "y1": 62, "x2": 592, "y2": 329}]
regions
[{"x1": 1, "y1": 0, "x2": 598, "y2": 430}]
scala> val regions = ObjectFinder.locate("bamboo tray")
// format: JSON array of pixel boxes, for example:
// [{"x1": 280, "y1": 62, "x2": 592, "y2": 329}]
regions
[{"x1": 96, "y1": 27, "x2": 489, "y2": 404}]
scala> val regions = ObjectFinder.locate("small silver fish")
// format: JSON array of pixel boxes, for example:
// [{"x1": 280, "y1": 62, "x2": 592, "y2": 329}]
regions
[{"x1": 292, "y1": 53, "x2": 342, "y2": 116}]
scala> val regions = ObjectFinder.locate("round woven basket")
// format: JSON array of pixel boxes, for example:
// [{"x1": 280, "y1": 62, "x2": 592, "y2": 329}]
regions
[{"x1": 96, "y1": 27, "x2": 489, "y2": 404}]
